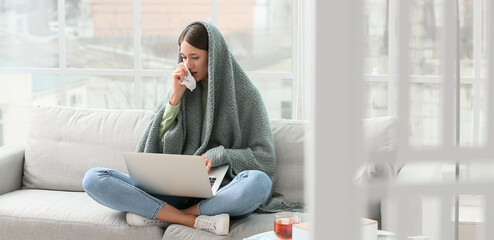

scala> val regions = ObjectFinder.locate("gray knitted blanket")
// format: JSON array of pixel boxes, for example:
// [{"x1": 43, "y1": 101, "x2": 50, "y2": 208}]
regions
[{"x1": 136, "y1": 21, "x2": 302, "y2": 213}]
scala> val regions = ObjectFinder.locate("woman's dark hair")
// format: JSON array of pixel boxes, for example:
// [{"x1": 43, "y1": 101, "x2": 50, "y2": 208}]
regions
[{"x1": 178, "y1": 23, "x2": 209, "y2": 51}]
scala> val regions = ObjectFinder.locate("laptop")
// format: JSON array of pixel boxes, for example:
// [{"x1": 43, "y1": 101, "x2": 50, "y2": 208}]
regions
[{"x1": 123, "y1": 152, "x2": 229, "y2": 198}]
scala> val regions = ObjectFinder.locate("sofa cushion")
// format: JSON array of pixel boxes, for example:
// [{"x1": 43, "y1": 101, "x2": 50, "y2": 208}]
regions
[
  {"x1": 24, "y1": 106, "x2": 152, "y2": 191},
  {"x1": 362, "y1": 116, "x2": 397, "y2": 154},
  {"x1": 270, "y1": 119, "x2": 305, "y2": 205},
  {"x1": 0, "y1": 189, "x2": 163, "y2": 240},
  {"x1": 356, "y1": 116, "x2": 398, "y2": 183}
]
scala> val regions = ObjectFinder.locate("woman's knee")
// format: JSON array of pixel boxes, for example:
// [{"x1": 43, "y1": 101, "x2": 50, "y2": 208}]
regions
[
  {"x1": 82, "y1": 167, "x2": 109, "y2": 193},
  {"x1": 227, "y1": 170, "x2": 272, "y2": 217},
  {"x1": 243, "y1": 170, "x2": 272, "y2": 200}
]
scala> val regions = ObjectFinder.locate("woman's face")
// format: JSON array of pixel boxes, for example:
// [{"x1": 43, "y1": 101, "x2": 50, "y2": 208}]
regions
[{"x1": 180, "y1": 40, "x2": 209, "y2": 82}]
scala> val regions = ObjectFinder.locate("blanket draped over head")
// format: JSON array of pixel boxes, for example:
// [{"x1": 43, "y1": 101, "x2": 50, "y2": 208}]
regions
[{"x1": 136, "y1": 20, "x2": 302, "y2": 212}]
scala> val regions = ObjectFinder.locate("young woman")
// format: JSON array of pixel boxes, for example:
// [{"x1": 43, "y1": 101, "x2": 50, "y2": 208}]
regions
[{"x1": 82, "y1": 21, "x2": 282, "y2": 236}]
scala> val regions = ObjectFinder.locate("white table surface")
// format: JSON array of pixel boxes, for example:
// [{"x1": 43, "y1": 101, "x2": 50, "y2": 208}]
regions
[
  {"x1": 245, "y1": 231, "x2": 280, "y2": 239},
  {"x1": 246, "y1": 230, "x2": 396, "y2": 240}
]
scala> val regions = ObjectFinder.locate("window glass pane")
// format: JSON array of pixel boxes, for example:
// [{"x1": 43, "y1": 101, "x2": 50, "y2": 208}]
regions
[
  {"x1": 477, "y1": 0, "x2": 488, "y2": 150},
  {"x1": 364, "y1": 81, "x2": 388, "y2": 118},
  {"x1": 480, "y1": 0, "x2": 487, "y2": 78},
  {"x1": 410, "y1": 0, "x2": 474, "y2": 76},
  {"x1": 461, "y1": 161, "x2": 494, "y2": 182},
  {"x1": 0, "y1": 74, "x2": 59, "y2": 146},
  {"x1": 460, "y1": 0, "x2": 474, "y2": 77},
  {"x1": 460, "y1": 84, "x2": 474, "y2": 146},
  {"x1": 479, "y1": 81, "x2": 487, "y2": 146},
  {"x1": 219, "y1": 0, "x2": 292, "y2": 72},
  {"x1": 32, "y1": 75, "x2": 62, "y2": 105},
  {"x1": 141, "y1": 76, "x2": 171, "y2": 110},
  {"x1": 65, "y1": 76, "x2": 135, "y2": 109},
  {"x1": 410, "y1": 83, "x2": 441, "y2": 147},
  {"x1": 427, "y1": 194, "x2": 484, "y2": 240},
  {"x1": 458, "y1": 194, "x2": 484, "y2": 240},
  {"x1": 251, "y1": 79, "x2": 292, "y2": 119},
  {"x1": 410, "y1": 0, "x2": 441, "y2": 75},
  {"x1": 66, "y1": 0, "x2": 134, "y2": 69},
  {"x1": 363, "y1": 0, "x2": 388, "y2": 75},
  {"x1": 140, "y1": 1, "x2": 211, "y2": 70},
  {"x1": 0, "y1": 0, "x2": 58, "y2": 68}
]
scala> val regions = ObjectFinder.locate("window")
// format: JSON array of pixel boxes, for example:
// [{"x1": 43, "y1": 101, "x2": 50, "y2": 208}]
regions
[
  {"x1": 0, "y1": 0, "x2": 58, "y2": 68},
  {"x1": 281, "y1": 101, "x2": 292, "y2": 119},
  {"x1": 362, "y1": 0, "x2": 490, "y2": 239},
  {"x1": 364, "y1": 0, "x2": 485, "y2": 148},
  {"x1": 0, "y1": 0, "x2": 300, "y2": 145},
  {"x1": 309, "y1": 0, "x2": 494, "y2": 239}
]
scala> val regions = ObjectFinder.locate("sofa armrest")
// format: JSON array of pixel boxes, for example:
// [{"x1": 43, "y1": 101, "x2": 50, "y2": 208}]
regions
[{"x1": 0, "y1": 143, "x2": 25, "y2": 195}]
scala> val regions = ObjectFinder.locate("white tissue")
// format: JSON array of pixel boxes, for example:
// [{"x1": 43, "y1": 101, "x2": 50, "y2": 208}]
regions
[{"x1": 180, "y1": 64, "x2": 197, "y2": 91}]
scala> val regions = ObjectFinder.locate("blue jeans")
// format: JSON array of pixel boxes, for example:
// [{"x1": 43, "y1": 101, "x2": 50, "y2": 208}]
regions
[{"x1": 82, "y1": 168, "x2": 272, "y2": 220}]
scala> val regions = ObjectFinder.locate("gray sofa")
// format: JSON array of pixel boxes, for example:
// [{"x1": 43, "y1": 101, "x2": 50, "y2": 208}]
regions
[
  {"x1": 0, "y1": 105, "x2": 307, "y2": 240},
  {"x1": 0, "y1": 105, "x2": 396, "y2": 239}
]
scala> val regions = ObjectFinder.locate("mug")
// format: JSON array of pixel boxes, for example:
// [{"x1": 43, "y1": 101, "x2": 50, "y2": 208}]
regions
[{"x1": 273, "y1": 212, "x2": 301, "y2": 239}]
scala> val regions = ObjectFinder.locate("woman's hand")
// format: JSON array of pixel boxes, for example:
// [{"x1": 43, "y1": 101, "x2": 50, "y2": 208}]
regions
[
  {"x1": 203, "y1": 155, "x2": 212, "y2": 172},
  {"x1": 169, "y1": 62, "x2": 188, "y2": 106}
]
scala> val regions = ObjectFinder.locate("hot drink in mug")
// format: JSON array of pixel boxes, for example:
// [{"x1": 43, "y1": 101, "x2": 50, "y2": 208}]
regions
[{"x1": 274, "y1": 212, "x2": 301, "y2": 239}]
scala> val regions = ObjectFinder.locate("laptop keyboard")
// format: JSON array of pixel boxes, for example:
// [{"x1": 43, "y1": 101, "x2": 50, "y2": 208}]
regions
[{"x1": 209, "y1": 177, "x2": 217, "y2": 187}]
